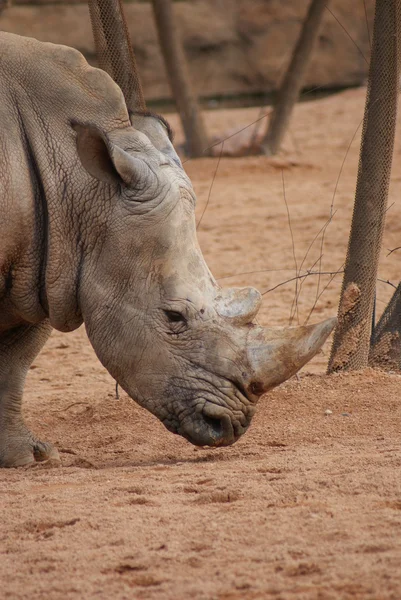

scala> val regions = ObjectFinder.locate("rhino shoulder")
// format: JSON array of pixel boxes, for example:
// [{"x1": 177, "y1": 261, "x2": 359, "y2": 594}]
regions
[{"x1": 0, "y1": 32, "x2": 129, "y2": 129}]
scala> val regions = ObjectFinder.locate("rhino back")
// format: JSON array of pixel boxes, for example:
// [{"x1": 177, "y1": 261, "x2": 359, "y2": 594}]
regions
[{"x1": 0, "y1": 33, "x2": 130, "y2": 330}]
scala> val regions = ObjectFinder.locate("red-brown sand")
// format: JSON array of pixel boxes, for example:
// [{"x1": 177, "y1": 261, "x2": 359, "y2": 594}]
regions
[{"x1": 1, "y1": 88, "x2": 401, "y2": 599}]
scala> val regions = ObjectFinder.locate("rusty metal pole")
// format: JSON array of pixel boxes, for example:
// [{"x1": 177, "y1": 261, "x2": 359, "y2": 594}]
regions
[
  {"x1": 328, "y1": 0, "x2": 401, "y2": 373},
  {"x1": 261, "y1": 0, "x2": 328, "y2": 156},
  {"x1": 151, "y1": 0, "x2": 209, "y2": 158}
]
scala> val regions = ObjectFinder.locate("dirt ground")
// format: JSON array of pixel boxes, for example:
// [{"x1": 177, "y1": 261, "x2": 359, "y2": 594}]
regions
[{"x1": 1, "y1": 89, "x2": 401, "y2": 599}]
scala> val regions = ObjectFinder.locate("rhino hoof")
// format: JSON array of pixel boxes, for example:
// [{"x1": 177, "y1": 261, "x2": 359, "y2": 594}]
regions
[{"x1": 0, "y1": 438, "x2": 60, "y2": 468}]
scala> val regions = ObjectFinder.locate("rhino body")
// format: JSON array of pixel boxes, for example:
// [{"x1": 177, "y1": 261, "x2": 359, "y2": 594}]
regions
[{"x1": 0, "y1": 32, "x2": 335, "y2": 467}]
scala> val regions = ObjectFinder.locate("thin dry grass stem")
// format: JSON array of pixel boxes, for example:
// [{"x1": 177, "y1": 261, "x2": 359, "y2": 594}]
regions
[
  {"x1": 377, "y1": 278, "x2": 397, "y2": 289},
  {"x1": 311, "y1": 260, "x2": 399, "y2": 323},
  {"x1": 325, "y1": 5, "x2": 369, "y2": 65},
  {"x1": 307, "y1": 99, "x2": 395, "y2": 318},
  {"x1": 196, "y1": 141, "x2": 224, "y2": 230},
  {"x1": 289, "y1": 211, "x2": 337, "y2": 323},
  {"x1": 312, "y1": 116, "x2": 364, "y2": 317},
  {"x1": 291, "y1": 253, "x2": 324, "y2": 320},
  {"x1": 307, "y1": 254, "x2": 325, "y2": 274},
  {"x1": 289, "y1": 116, "x2": 362, "y2": 323},
  {"x1": 386, "y1": 246, "x2": 401, "y2": 257},
  {"x1": 362, "y1": 0, "x2": 372, "y2": 50},
  {"x1": 386, "y1": 201, "x2": 395, "y2": 214},
  {"x1": 216, "y1": 268, "x2": 294, "y2": 281},
  {"x1": 304, "y1": 262, "x2": 345, "y2": 324},
  {"x1": 281, "y1": 170, "x2": 299, "y2": 324},
  {"x1": 330, "y1": 117, "x2": 364, "y2": 215},
  {"x1": 286, "y1": 107, "x2": 363, "y2": 324},
  {"x1": 261, "y1": 269, "x2": 344, "y2": 296}
]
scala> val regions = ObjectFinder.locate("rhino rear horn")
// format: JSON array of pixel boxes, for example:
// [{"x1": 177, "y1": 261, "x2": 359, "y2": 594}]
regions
[{"x1": 215, "y1": 287, "x2": 262, "y2": 325}]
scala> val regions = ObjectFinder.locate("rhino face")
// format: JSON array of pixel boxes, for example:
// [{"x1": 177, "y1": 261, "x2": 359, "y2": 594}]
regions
[{"x1": 73, "y1": 117, "x2": 335, "y2": 447}]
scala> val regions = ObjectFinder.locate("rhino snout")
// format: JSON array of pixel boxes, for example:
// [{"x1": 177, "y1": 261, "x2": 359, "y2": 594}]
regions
[{"x1": 178, "y1": 403, "x2": 255, "y2": 448}]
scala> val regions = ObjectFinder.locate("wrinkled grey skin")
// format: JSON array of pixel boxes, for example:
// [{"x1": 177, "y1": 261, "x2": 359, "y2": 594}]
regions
[{"x1": 0, "y1": 33, "x2": 336, "y2": 467}]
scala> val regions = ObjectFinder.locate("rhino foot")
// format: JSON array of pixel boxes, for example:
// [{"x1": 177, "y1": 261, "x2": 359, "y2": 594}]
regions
[
  {"x1": 0, "y1": 430, "x2": 60, "y2": 468},
  {"x1": 0, "y1": 321, "x2": 56, "y2": 468}
]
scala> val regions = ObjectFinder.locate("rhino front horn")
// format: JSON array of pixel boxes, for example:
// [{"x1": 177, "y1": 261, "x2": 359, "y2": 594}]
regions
[{"x1": 246, "y1": 317, "x2": 337, "y2": 394}]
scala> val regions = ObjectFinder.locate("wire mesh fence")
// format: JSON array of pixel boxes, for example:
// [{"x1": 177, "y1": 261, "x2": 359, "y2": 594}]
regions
[
  {"x1": 328, "y1": 0, "x2": 401, "y2": 373},
  {"x1": 87, "y1": 0, "x2": 146, "y2": 111},
  {"x1": 369, "y1": 284, "x2": 401, "y2": 370}
]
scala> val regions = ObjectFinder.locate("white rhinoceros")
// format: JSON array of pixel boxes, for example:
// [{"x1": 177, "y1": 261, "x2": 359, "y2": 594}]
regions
[{"x1": 0, "y1": 32, "x2": 335, "y2": 467}]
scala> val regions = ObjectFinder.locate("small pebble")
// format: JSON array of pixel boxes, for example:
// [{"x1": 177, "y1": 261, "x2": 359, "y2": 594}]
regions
[
  {"x1": 341, "y1": 412, "x2": 350, "y2": 417},
  {"x1": 324, "y1": 409, "x2": 332, "y2": 416}
]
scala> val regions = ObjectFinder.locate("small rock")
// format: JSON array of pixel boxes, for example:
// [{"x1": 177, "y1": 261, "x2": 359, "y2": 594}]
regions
[
  {"x1": 324, "y1": 409, "x2": 332, "y2": 416},
  {"x1": 341, "y1": 412, "x2": 350, "y2": 417}
]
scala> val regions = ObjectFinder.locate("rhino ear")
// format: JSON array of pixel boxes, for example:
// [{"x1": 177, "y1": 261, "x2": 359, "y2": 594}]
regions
[
  {"x1": 130, "y1": 113, "x2": 182, "y2": 168},
  {"x1": 72, "y1": 122, "x2": 142, "y2": 186}
]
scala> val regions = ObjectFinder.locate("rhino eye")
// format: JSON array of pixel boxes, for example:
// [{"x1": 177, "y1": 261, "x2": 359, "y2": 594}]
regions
[
  {"x1": 164, "y1": 310, "x2": 187, "y2": 335},
  {"x1": 164, "y1": 310, "x2": 186, "y2": 324}
]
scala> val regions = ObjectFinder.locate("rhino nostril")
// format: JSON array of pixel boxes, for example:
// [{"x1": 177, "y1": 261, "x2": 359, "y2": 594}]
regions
[
  {"x1": 249, "y1": 381, "x2": 264, "y2": 396},
  {"x1": 203, "y1": 414, "x2": 223, "y2": 437},
  {"x1": 202, "y1": 411, "x2": 235, "y2": 444}
]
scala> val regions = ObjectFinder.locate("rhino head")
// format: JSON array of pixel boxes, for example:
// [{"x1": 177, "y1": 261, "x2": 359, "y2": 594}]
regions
[{"x1": 70, "y1": 114, "x2": 335, "y2": 447}]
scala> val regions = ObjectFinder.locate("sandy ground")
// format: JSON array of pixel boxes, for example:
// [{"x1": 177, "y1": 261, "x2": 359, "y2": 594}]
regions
[{"x1": 1, "y1": 88, "x2": 401, "y2": 599}]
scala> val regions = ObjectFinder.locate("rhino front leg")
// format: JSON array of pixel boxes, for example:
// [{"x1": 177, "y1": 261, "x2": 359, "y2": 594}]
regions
[{"x1": 0, "y1": 321, "x2": 60, "y2": 468}]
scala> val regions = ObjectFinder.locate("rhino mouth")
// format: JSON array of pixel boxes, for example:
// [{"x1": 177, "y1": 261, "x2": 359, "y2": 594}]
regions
[
  {"x1": 160, "y1": 370, "x2": 255, "y2": 447},
  {"x1": 163, "y1": 399, "x2": 253, "y2": 447}
]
